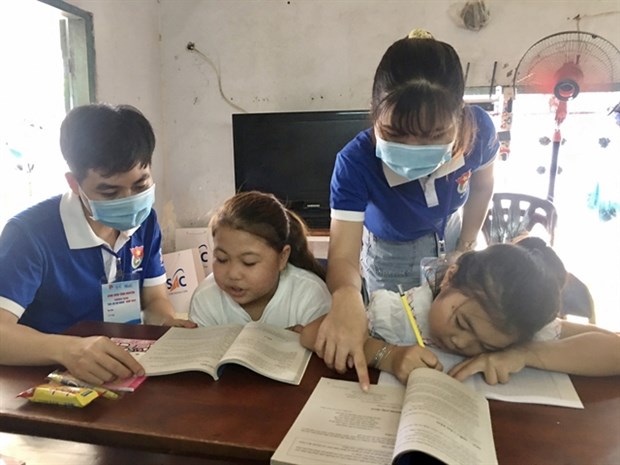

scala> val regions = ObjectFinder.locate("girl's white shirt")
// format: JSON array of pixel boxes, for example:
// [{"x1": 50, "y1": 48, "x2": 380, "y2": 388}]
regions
[
  {"x1": 189, "y1": 263, "x2": 331, "y2": 328},
  {"x1": 367, "y1": 283, "x2": 561, "y2": 347}
]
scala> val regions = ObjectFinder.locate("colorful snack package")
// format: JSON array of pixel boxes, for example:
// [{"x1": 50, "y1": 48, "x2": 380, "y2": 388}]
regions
[
  {"x1": 46, "y1": 370, "x2": 120, "y2": 400},
  {"x1": 17, "y1": 383, "x2": 100, "y2": 407}
]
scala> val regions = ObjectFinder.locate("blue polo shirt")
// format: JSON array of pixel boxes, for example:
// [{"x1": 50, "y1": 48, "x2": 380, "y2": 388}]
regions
[
  {"x1": 330, "y1": 105, "x2": 498, "y2": 241},
  {"x1": 0, "y1": 192, "x2": 167, "y2": 334}
]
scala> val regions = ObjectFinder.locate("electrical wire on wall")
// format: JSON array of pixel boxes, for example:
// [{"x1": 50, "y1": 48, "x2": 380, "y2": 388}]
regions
[
  {"x1": 570, "y1": 11, "x2": 620, "y2": 31},
  {"x1": 186, "y1": 41, "x2": 247, "y2": 113}
]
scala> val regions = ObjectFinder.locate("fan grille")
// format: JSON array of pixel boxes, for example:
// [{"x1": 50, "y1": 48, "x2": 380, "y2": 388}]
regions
[{"x1": 513, "y1": 31, "x2": 620, "y2": 95}]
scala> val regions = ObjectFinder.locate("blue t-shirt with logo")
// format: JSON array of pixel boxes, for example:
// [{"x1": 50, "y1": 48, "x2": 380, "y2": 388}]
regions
[
  {"x1": 330, "y1": 105, "x2": 499, "y2": 242},
  {"x1": 0, "y1": 195, "x2": 166, "y2": 333}
]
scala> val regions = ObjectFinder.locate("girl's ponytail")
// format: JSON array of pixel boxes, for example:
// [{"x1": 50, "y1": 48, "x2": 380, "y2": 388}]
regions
[
  {"x1": 285, "y1": 210, "x2": 327, "y2": 281},
  {"x1": 515, "y1": 237, "x2": 567, "y2": 290},
  {"x1": 211, "y1": 191, "x2": 326, "y2": 281}
]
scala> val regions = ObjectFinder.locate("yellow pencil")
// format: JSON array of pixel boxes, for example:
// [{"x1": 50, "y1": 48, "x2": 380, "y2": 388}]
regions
[{"x1": 397, "y1": 284, "x2": 425, "y2": 348}]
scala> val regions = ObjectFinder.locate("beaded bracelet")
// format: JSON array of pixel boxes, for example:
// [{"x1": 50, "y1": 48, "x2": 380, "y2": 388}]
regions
[{"x1": 370, "y1": 343, "x2": 394, "y2": 369}]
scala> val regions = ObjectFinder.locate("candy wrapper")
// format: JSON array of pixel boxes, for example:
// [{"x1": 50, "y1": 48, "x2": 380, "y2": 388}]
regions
[{"x1": 17, "y1": 383, "x2": 99, "y2": 407}]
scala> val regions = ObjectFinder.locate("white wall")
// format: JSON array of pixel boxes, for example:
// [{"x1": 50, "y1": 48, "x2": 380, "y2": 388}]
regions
[
  {"x1": 68, "y1": 0, "x2": 620, "y2": 251},
  {"x1": 66, "y1": 0, "x2": 168, "y2": 230}
]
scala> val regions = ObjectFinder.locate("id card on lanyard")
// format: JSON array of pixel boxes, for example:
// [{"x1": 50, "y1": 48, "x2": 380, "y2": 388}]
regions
[
  {"x1": 420, "y1": 175, "x2": 453, "y2": 288},
  {"x1": 101, "y1": 249, "x2": 142, "y2": 324}
]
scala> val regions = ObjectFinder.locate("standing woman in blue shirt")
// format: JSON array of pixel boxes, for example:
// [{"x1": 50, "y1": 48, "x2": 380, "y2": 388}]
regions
[{"x1": 314, "y1": 30, "x2": 499, "y2": 390}]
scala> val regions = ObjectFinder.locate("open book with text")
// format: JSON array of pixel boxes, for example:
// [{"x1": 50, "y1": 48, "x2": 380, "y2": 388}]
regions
[
  {"x1": 378, "y1": 349, "x2": 583, "y2": 409},
  {"x1": 271, "y1": 368, "x2": 497, "y2": 465},
  {"x1": 139, "y1": 322, "x2": 311, "y2": 385}
]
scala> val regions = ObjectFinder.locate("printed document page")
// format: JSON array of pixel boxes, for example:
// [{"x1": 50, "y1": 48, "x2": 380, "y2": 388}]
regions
[
  {"x1": 220, "y1": 322, "x2": 311, "y2": 384},
  {"x1": 392, "y1": 368, "x2": 497, "y2": 465},
  {"x1": 137, "y1": 323, "x2": 311, "y2": 384},
  {"x1": 271, "y1": 378, "x2": 404, "y2": 465},
  {"x1": 378, "y1": 349, "x2": 583, "y2": 408},
  {"x1": 139, "y1": 325, "x2": 242, "y2": 377}
]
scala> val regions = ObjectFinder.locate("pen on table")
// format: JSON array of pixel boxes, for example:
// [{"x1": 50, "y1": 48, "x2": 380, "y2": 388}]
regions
[
  {"x1": 397, "y1": 284, "x2": 425, "y2": 348},
  {"x1": 47, "y1": 373, "x2": 119, "y2": 400}
]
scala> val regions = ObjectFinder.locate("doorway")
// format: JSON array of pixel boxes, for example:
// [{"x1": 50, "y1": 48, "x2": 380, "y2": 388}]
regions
[
  {"x1": 0, "y1": 0, "x2": 94, "y2": 227},
  {"x1": 495, "y1": 91, "x2": 620, "y2": 331}
]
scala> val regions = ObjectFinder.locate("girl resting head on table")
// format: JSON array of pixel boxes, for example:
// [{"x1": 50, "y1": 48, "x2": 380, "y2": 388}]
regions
[
  {"x1": 300, "y1": 237, "x2": 620, "y2": 384},
  {"x1": 189, "y1": 191, "x2": 331, "y2": 328}
]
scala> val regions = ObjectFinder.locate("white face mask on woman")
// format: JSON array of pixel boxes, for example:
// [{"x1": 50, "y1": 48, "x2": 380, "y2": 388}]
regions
[{"x1": 375, "y1": 136, "x2": 453, "y2": 180}]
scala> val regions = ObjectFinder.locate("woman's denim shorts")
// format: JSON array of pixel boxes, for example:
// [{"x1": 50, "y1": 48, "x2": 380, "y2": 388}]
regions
[{"x1": 361, "y1": 213, "x2": 461, "y2": 293}]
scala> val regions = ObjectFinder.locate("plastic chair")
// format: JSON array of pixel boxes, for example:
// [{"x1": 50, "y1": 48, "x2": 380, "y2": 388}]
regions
[
  {"x1": 482, "y1": 192, "x2": 595, "y2": 323},
  {"x1": 560, "y1": 273, "x2": 596, "y2": 324},
  {"x1": 482, "y1": 193, "x2": 558, "y2": 246}
]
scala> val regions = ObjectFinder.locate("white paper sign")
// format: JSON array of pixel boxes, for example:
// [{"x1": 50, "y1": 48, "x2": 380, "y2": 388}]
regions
[
  {"x1": 175, "y1": 227, "x2": 214, "y2": 275},
  {"x1": 308, "y1": 235, "x2": 329, "y2": 259},
  {"x1": 162, "y1": 248, "x2": 205, "y2": 316}
]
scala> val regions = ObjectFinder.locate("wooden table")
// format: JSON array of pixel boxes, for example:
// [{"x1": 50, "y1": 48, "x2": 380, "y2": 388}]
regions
[{"x1": 1, "y1": 322, "x2": 619, "y2": 464}]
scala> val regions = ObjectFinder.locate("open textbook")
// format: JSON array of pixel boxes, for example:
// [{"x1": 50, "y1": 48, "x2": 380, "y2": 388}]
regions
[
  {"x1": 378, "y1": 349, "x2": 583, "y2": 409},
  {"x1": 271, "y1": 369, "x2": 497, "y2": 465},
  {"x1": 138, "y1": 322, "x2": 311, "y2": 385}
]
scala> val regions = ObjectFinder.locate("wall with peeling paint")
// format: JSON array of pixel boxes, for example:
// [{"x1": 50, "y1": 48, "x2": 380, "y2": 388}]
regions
[{"x1": 68, "y1": 0, "x2": 620, "y2": 251}]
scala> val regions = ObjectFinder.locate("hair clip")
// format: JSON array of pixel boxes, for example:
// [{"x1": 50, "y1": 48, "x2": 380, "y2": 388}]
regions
[{"x1": 408, "y1": 29, "x2": 434, "y2": 40}]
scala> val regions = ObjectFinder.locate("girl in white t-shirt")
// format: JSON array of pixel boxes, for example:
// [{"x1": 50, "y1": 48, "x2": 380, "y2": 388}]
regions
[
  {"x1": 300, "y1": 237, "x2": 620, "y2": 385},
  {"x1": 189, "y1": 191, "x2": 331, "y2": 328}
]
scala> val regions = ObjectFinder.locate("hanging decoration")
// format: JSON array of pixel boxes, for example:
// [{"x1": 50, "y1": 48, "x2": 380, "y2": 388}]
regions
[{"x1": 455, "y1": 1, "x2": 491, "y2": 31}]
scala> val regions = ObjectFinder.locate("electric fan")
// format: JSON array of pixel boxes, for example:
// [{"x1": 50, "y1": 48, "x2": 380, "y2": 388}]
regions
[{"x1": 512, "y1": 31, "x2": 620, "y2": 201}]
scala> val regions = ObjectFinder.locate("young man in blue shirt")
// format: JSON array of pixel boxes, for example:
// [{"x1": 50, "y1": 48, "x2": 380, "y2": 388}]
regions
[{"x1": 0, "y1": 104, "x2": 194, "y2": 385}]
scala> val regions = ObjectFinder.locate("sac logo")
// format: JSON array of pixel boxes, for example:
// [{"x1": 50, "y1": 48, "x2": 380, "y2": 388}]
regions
[
  {"x1": 166, "y1": 268, "x2": 188, "y2": 292},
  {"x1": 199, "y1": 243, "x2": 209, "y2": 264}
]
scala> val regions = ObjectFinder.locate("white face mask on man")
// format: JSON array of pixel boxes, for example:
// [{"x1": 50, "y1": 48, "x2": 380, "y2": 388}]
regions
[
  {"x1": 375, "y1": 136, "x2": 453, "y2": 180},
  {"x1": 80, "y1": 184, "x2": 156, "y2": 231}
]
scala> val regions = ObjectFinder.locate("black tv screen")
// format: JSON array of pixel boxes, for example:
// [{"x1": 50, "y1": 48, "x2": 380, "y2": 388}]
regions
[{"x1": 232, "y1": 110, "x2": 370, "y2": 230}]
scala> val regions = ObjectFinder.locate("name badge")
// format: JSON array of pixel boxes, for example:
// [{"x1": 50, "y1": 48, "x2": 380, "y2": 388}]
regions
[{"x1": 102, "y1": 280, "x2": 142, "y2": 324}]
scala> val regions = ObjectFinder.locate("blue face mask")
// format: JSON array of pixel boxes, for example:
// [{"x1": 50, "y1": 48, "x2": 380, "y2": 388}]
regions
[
  {"x1": 375, "y1": 136, "x2": 453, "y2": 181},
  {"x1": 81, "y1": 184, "x2": 156, "y2": 231}
]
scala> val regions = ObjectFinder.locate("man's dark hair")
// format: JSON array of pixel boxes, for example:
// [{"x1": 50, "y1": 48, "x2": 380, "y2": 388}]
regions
[{"x1": 60, "y1": 103, "x2": 155, "y2": 181}]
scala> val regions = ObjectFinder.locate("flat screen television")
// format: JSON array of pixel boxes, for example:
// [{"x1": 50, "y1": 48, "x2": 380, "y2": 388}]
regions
[{"x1": 232, "y1": 110, "x2": 370, "y2": 230}]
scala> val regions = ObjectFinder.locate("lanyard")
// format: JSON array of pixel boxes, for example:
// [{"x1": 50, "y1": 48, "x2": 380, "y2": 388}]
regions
[
  {"x1": 102, "y1": 246, "x2": 123, "y2": 282},
  {"x1": 430, "y1": 175, "x2": 455, "y2": 258}
]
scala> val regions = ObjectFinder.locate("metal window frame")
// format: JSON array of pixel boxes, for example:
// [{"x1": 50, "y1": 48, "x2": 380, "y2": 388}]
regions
[{"x1": 37, "y1": 0, "x2": 96, "y2": 106}]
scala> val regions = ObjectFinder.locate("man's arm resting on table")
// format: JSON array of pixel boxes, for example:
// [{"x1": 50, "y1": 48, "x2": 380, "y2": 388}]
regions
[
  {"x1": 141, "y1": 283, "x2": 196, "y2": 327},
  {"x1": 0, "y1": 308, "x2": 144, "y2": 385}
]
